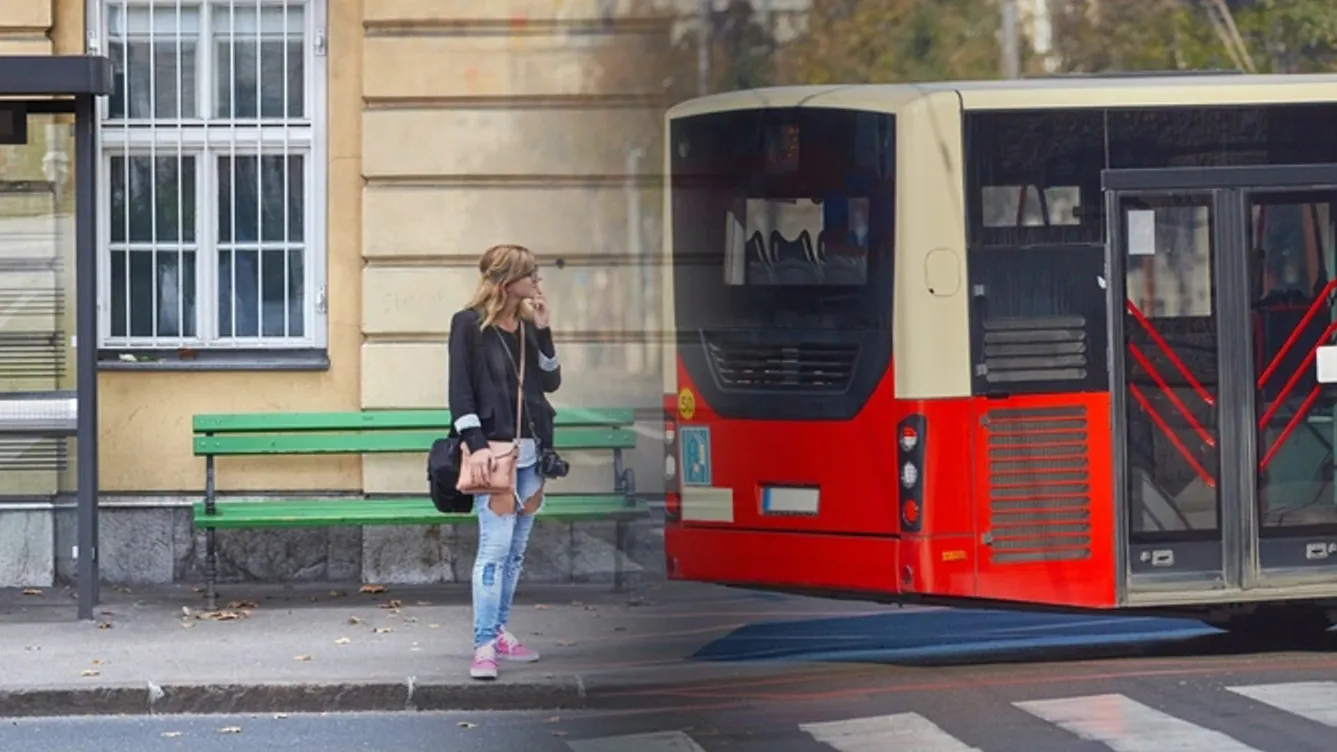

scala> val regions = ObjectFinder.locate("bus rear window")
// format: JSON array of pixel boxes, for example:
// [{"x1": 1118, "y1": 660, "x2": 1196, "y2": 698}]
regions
[
  {"x1": 670, "y1": 107, "x2": 894, "y2": 331},
  {"x1": 724, "y1": 196, "x2": 870, "y2": 286}
]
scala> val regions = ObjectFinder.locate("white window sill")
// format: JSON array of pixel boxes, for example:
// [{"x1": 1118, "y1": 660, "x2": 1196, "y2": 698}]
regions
[{"x1": 96, "y1": 348, "x2": 329, "y2": 372}]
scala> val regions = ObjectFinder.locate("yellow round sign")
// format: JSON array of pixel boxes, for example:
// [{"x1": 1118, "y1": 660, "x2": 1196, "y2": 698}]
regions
[{"x1": 677, "y1": 387, "x2": 696, "y2": 420}]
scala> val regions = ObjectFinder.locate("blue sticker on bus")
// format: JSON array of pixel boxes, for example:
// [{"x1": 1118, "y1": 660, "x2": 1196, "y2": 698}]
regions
[{"x1": 680, "y1": 425, "x2": 712, "y2": 486}]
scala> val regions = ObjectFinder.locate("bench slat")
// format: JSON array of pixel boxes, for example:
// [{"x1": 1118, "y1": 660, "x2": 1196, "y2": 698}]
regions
[
  {"x1": 193, "y1": 408, "x2": 637, "y2": 434},
  {"x1": 192, "y1": 495, "x2": 648, "y2": 529},
  {"x1": 194, "y1": 427, "x2": 636, "y2": 456}
]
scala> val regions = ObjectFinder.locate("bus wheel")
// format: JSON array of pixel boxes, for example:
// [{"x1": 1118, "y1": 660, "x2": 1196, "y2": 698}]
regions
[{"x1": 1212, "y1": 605, "x2": 1334, "y2": 642}]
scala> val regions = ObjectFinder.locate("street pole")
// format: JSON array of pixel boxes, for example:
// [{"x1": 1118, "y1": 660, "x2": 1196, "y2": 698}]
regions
[
  {"x1": 698, "y1": 0, "x2": 711, "y2": 96},
  {"x1": 1001, "y1": 0, "x2": 1021, "y2": 79}
]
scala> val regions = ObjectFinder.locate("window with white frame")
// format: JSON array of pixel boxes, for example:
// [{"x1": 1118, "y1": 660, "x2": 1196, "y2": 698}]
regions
[{"x1": 90, "y1": 0, "x2": 326, "y2": 351}]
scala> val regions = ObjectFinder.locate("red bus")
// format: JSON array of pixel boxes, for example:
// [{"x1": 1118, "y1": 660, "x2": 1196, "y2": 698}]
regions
[{"x1": 660, "y1": 74, "x2": 1337, "y2": 633}]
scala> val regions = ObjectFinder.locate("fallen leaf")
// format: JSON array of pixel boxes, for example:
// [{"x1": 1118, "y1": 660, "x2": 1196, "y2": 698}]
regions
[
  {"x1": 161, "y1": 731, "x2": 182, "y2": 738},
  {"x1": 273, "y1": 713, "x2": 288, "y2": 720},
  {"x1": 294, "y1": 655, "x2": 312, "y2": 662},
  {"x1": 415, "y1": 600, "x2": 431, "y2": 607},
  {"x1": 428, "y1": 623, "x2": 440, "y2": 629},
  {"x1": 347, "y1": 616, "x2": 362, "y2": 625},
  {"x1": 458, "y1": 721, "x2": 476, "y2": 729},
  {"x1": 97, "y1": 622, "x2": 112, "y2": 630},
  {"x1": 219, "y1": 726, "x2": 242, "y2": 734},
  {"x1": 227, "y1": 600, "x2": 258, "y2": 609},
  {"x1": 373, "y1": 627, "x2": 393, "y2": 634},
  {"x1": 378, "y1": 599, "x2": 403, "y2": 610},
  {"x1": 181, "y1": 622, "x2": 195, "y2": 629},
  {"x1": 534, "y1": 604, "x2": 549, "y2": 610},
  {"x1": 21, "y1": 588, "x2": 42, "y2": 596},
  {"x1": 335, "y1": 638, "x2": 351, "y2": 645},
  {"x1": 329, "y1": 590, "x2": 347, "y2": 597},
  {"x1": 555, "y1": 640, "x2": 576, "y2": 647},
  {"x1": 359, "y1": 585, "x2": 386, "y2": 594},
  {"x1": 80, "y1": 669, "x2": 100, "y2": 677},
  {"x1": 546, "y1": 716, "x2": 561, "y2": 723},
  {"x1": 195, "y1": 609, "x2": 249, "y2": 621}
]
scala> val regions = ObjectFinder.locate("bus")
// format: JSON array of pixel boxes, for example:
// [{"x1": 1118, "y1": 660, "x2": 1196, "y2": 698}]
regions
[{"x1": 659, "y1": 73, "x2": 1337, "y2": 634}]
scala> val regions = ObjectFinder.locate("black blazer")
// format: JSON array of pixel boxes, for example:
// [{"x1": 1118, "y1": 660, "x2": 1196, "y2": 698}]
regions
[{"x1": 447, "y1": 307, "x2": 561, "y2": 453}]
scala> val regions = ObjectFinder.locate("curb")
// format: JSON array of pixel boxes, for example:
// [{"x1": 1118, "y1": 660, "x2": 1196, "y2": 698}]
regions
[{"x1": 0, "y1": 677, "x2": 591, "y2": 718}]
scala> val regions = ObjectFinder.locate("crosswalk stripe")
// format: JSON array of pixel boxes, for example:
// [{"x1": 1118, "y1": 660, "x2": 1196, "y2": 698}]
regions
[
  {"x1": 1014, "y1": 693, "x2": 1263, "y2": 752},
  {"x1": 565, "y1": 730, "x2": 709, "y2": 752},
  {"x1": 1227, "y1": 681, "x2": 1337, "y2": 727},
  {"x1": 799, "y1": 713, "x2": 981, "y2": 752}
]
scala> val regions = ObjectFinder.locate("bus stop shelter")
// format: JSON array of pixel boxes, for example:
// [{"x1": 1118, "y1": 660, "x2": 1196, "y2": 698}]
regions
[{"x1": 0, "y1": 55, "x2": 113, "y2": 621}]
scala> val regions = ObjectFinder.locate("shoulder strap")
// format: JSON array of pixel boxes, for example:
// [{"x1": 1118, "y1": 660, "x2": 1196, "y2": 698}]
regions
[
  {"x1": 514, "y1": 324, "x2": 525, "y2": 441},
  {"x1": 492, "y1": 323, "x2": 532, "y2": 443}
]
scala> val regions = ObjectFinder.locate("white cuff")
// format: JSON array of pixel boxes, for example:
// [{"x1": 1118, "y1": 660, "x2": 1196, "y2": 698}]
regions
[
  {"x1": 538, "y1": 352, "x2": 560, "y2": 372},
  {"x1": 453, "y1": 413, "x2": 481, "y2": 431}
]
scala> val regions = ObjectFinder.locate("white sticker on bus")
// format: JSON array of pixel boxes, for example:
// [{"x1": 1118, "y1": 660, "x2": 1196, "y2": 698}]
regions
[{"x1": 1127, "y1": 209, "x2": 1157, "y2": 256}]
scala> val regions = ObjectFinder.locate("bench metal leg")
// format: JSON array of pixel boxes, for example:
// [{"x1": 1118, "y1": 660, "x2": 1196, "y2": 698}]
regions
[
  {"x1": 613, "y1": 518, "x2": 626, "y2": 593},
  {"x1": 204, "y1": 453, "x2": 219, "y2": 611},
  {"x1": 609, "y1": 446, "x2": 635, "y2": 594}
]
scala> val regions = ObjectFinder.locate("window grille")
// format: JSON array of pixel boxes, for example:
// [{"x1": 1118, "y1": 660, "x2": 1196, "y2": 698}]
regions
[{"x1": 88, "y1": 0, "x2": 327, "y2": 350}]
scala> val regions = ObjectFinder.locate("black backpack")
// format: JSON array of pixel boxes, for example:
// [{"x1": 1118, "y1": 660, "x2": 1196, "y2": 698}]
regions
[{"x1": 427, "y1": 435, "x2": 472, "y2": 514}]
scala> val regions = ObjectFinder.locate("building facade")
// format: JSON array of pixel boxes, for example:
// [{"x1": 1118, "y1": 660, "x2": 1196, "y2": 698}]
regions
[{"x1": 0, "y1": 0, "x2": 671, "y2": 589}]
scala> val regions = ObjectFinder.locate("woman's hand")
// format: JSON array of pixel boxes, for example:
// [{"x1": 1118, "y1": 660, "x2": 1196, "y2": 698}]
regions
[
  {"x1": 468, "y1": 446, "x2": 495, "y2": 486},
  {"x1": 531, "y1": 282, "x2": 550, "y2": 329}
]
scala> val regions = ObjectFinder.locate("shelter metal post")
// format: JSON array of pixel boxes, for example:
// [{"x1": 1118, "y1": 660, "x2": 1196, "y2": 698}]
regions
[{"x1": 75, "y1": 92, "x2": 98, "y2": 620}]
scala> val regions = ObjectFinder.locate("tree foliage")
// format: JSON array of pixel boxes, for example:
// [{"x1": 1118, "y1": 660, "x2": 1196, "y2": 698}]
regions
[
  {"x1": 1053, "y1": 0, "x2": 1337, "y2": 75},
  {"x1": 778, "y1": 0, "x2": 1012, "y2": 85}
]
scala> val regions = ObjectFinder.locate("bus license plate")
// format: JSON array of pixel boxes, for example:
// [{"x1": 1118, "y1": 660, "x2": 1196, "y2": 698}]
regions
[{"x1": 762, "y1": 486, "x2": 820, "y2": 515}]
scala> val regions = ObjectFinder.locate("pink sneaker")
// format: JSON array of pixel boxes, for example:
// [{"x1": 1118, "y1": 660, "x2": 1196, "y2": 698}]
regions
[
  {"x1": 470, "y1": 642, "x2": 498, "y2": 680},
  {"x1": 496, "y1": 628, "x2": 540, "y2": 662}
]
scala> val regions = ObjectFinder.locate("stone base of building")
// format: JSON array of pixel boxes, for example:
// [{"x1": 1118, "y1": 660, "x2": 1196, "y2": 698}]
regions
[{"x1": 0, "y1": 498, "x2": 666, "y2": 589}]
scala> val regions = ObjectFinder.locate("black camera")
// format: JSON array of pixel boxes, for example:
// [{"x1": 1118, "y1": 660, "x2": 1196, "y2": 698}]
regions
[{"x1": 537, "y1": 447, "x2": 570, "y2": 479}]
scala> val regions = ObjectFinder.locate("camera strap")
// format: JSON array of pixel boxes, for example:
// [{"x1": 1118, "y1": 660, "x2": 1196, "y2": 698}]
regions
[{"x1": 494, "y1": 325, "x2": 542, "y2": 449}]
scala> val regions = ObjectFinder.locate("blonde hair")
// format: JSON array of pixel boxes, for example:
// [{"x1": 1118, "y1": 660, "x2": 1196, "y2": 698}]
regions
[{"x1": 467, "y1": 244, "x2": 537, "y2": 329}]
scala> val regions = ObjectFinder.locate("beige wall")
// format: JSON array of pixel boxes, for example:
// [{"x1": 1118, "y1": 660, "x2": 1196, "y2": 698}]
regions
[
  {"x1": 360, "y1": 0, "x2": 667, "y2": 494},
  {"x1": 0, "y1": 0, "x2": 54, "y2": 55}
]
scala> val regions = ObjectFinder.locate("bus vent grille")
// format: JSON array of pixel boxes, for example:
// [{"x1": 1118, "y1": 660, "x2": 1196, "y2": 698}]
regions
[
  {"x1": 981, "y1": 315, "x2": 1088, "y2": 384},
  {"x1": 984, "y1": 405, "x2": 1092, "y2": 565},
  {"x1": 704, "y1": 340, "x2": 860, "y2": 391}
]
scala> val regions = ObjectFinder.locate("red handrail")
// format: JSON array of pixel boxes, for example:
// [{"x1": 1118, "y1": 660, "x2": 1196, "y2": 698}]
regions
[
  {"x1": 1258, "y1": 319, "x2": 1337, "y2": 429},
  {"x1": 1256, "y1": 278, "x2": 1337, "y2": 388},
  {"x1": 1125, "y1": 300, "x2": 1215, "y2": 407},
  {"x1": 1128, "y1": 383, "x2": 1216, "y2": 488},
  {"x1": 1127, "y1": 342, "x2": 1216, "y2": 448},
  {"x1": 1260, "y1": 384, "x2": 1322, "y2": 470}
]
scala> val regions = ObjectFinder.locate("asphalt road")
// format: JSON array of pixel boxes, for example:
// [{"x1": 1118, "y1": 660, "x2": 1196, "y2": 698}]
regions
[{"x1": 12, "y1": 609, "x2": 1337, "y2": 751}]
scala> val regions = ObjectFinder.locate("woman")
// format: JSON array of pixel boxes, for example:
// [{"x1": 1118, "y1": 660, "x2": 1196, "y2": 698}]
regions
[{"x1": 447, "y1": 244, "x2": 561, "y2": 680}]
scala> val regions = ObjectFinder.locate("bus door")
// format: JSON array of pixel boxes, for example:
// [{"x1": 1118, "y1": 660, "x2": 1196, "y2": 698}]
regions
[{"x1": 1105, "y1": 165, "x2": 1337, "y2": 606}]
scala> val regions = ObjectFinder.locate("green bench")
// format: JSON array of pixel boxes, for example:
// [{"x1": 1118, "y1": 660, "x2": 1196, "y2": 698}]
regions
[{"x1": 191, "y1": 408, "x2": 645, "y2": 609}]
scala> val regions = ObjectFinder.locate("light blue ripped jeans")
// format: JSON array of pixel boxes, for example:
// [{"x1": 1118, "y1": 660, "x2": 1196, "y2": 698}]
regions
[{"x1": 472, "y1": 462, "x2": 545, "y2": 648}]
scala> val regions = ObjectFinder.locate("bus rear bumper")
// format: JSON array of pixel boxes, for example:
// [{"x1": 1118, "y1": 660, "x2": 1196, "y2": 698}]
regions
[{"x1": 663, "y1": 523, "x2": 903, "y2": 597}]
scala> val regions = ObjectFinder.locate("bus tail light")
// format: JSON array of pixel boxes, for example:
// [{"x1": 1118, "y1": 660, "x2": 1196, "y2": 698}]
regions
[
  {"x1": 898, "y1": 414, "x2": 925, "y2": 533},
  {"x1": 664, "y1": 410, "x2": 681, "y2": 521}
]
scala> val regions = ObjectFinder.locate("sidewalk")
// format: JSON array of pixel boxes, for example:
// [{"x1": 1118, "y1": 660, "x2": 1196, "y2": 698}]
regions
[{"x1": 0, "y1": 579, "x2": 897, "y2": 717}]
